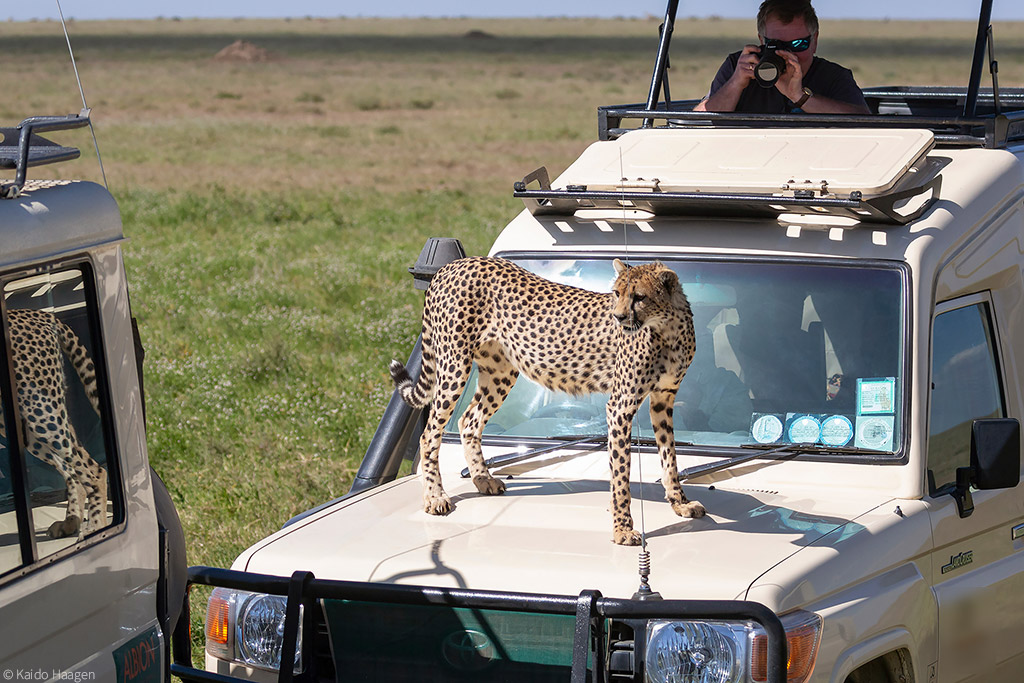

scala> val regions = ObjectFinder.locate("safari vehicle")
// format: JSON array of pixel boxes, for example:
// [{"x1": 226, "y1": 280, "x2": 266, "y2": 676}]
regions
[
  {"x1": 171, "y1": 0, "x2": 1024, "y2": 681},
  {"x1": 0, "y1": 116, "x2": 186, "y2": 679},
  {"x1": 173, "y1": 1, "x2": 1024, "y2": 682}
]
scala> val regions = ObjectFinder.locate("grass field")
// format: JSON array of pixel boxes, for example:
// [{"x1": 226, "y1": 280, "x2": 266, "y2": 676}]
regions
[{"x1": 2, "y1": 13, "x2": 1024, "y2": 660}]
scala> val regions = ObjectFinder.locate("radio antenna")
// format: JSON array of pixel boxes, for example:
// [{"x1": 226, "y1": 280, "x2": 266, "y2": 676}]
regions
[
  {"x1": 620, "y1": 148, "x2": 630, "y2": 264},
  {"x1": 619, "y1": 149, "x2": 659, "y2": 600},
  {"x1": 56, "y1": 0, "x2": 108, "y2": 190}
]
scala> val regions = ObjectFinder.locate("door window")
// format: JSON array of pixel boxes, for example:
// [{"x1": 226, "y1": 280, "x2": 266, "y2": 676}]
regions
[
  {"x1": 928, "y1": 300, "x2": 1005, "y2": 491},
  {"x1": 0, "y1": 265, "x2": 122, "y2": 576}
]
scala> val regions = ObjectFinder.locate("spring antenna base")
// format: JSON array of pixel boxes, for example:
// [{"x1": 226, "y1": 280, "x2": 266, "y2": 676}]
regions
[{"x1": 632, "y1": 547, "x2": 663, "y2": 601}]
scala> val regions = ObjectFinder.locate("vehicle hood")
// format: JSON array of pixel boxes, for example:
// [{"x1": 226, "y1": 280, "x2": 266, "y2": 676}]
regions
[{"x1": 237, "y1": 465, "x2": 891, "y2": 602}]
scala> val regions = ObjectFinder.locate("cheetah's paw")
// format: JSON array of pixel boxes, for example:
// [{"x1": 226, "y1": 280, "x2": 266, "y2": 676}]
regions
[
  {"x1": 472, "y1": 474, "x2": 506, "y2": 496},
  {"x1": 612, "y1": 528, "x2": 643, "y2": 546},
  {"x1": 672, "y1": 500, "x2": 706, "y2": 518},
  {"x1": 424, "y1": 493, "x2": 453, "y2": 515},
  {"x1": 48, "y1": 515, "x2": 81, "y2": 539}
]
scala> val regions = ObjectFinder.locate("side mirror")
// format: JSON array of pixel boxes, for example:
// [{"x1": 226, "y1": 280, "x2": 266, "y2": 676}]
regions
[{"x1": 952, "y1": 418, "x2": 1021, "y2": 518}]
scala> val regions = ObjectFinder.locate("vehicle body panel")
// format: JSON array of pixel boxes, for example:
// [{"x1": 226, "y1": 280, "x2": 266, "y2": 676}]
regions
[{"x1": 0, "y1": 181, "x2": 163, "y2": 678}]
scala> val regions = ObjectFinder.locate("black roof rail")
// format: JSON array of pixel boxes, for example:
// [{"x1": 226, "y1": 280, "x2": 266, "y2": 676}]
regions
[
  {"x1": 0, "y1": 114, "x2": 90, "y2": 199},
  {"x1": 597, "y1": 89, "x2": 1024, "y2": 149}
]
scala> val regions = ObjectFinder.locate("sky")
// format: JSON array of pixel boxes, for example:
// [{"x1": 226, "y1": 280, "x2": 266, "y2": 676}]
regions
[{"x1": 6, "y1": 1, "x2": 1024, "y2": 22}]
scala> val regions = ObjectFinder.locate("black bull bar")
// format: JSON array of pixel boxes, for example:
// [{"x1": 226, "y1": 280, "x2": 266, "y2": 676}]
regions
[{"x1": 170, "y1": 566, "x2": 787, "y2": 683}]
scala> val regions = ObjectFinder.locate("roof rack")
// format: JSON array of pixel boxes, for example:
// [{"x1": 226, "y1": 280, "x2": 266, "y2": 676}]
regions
[
  {"x1": 514, "y1": 167, "x2": 940, "y2": 226},
  {"x1": 0, "y1": 114, "x2": 90, "y2": 199}
]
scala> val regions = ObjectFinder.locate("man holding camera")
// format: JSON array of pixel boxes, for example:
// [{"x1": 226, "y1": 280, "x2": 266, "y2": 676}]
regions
[{"x1": 695, "y1": 0, "x2": 870, "y2": 114}]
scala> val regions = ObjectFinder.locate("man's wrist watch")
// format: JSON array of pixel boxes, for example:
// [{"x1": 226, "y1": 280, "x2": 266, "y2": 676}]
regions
[{"x1": 794, "y1": 87, "x2": 813, "y2": 108}]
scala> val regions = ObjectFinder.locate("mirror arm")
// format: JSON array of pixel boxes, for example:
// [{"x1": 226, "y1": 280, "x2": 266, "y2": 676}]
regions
[{"x1": 952, "y1": 466, "x2": 976, "y2": 518}]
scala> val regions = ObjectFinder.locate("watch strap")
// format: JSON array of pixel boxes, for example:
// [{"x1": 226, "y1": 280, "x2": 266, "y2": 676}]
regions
[{"x1": 794, "y1": 87, "x2": 813, "y2": 109}]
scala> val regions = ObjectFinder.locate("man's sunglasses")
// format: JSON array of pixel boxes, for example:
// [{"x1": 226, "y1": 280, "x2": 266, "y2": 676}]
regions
[{"x1": 762, "y1": 35, "x2": 812, "y2": 52}]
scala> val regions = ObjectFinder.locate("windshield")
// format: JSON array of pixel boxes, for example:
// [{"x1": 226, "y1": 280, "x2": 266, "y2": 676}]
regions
[{"x1": 446, "y1": 256, "x2": 905, "y2": 456}]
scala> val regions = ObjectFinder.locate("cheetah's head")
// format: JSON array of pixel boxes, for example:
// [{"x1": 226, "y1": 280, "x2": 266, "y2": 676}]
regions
[{"x1": 610, "y1": 259, "x2": 690, "y2": 333}]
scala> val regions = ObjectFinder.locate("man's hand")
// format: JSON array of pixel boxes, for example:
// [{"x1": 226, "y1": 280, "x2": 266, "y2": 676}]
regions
[
  {"x1": 730, "y1": 44, "x2": 762, "y2": 88},
  {"x1": 695, "y1": 44, "x2": 761, "y2": 112},
  {"x1": 774, "y1": 49, "x2": 805, "y2": 103}
]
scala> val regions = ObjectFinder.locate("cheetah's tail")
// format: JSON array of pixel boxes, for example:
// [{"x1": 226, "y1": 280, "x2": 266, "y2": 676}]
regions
[
  {"x1": 389, "y1": 359, "x2": 432, "y2": 408},
  {"x1": 55, "y1": 318, "x2": 100, "y2": 416}
]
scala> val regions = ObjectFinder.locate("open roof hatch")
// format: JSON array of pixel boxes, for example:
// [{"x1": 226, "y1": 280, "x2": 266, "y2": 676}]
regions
[{"x1": 515, "y1": 128, "x2": 940, "y2": 225}]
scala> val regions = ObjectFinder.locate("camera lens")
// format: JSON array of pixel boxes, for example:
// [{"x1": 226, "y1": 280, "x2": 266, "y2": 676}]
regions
[{"x1": 753, "y1": 47, "x2": 786, "y2": 88}]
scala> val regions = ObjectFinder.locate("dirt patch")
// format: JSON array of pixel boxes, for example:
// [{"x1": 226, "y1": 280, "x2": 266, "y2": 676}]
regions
[{"x1": 213, "y1": 40, "x2": 276, "y2": 63}]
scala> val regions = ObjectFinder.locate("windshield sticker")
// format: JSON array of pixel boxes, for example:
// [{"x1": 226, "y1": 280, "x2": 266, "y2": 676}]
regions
[
  {"x1": 786, "y1": 414, "x2": 822, "y2": 443},
  {"x1": 820, "y1": 415, "x2": 855, "y2": 447},
  {"x1": 751, "y1": 413, "x2": 784, "y2": 444},
  {"x1": 857, "y1": 377, "x2": 896, "y2": 414},
  {"x1": 855, "y1": 415, "x2": 895, "y2": 450}
]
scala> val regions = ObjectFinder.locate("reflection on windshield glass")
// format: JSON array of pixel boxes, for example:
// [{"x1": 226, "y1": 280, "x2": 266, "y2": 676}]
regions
[{"x1": 446, "y1": 257, "x2": 904, "y2": 455}]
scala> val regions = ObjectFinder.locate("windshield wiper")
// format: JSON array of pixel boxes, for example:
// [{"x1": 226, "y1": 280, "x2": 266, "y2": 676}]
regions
[
  {"x1": 679, "y1": 444, "x2": 798, "y2": 481},
  {"x1": 679, "y1": 442, "x2": 889, "y2": 481},
  {"x1": 460, "y1": 435, "x2": 607, "y2": 478}
]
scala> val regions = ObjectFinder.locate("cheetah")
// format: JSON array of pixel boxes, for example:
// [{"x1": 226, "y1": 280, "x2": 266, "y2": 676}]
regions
[
  {"x1": 390, "y1": 256, "x2": 704, "y2": 545},
  {"x1": 0, "y1": 309, "x2": 107, "y2": 540}
]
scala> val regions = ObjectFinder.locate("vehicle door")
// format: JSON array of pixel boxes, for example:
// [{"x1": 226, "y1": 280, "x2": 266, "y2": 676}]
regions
[
  {"x1": 926, "y1": 294, "x2": 1024, "y2": 682},
  {"x1": 0, "y1": 261, "x2": 164, "y2": 681}
]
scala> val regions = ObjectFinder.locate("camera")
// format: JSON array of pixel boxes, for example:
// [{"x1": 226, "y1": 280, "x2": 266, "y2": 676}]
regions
[{"x1": 753, "y1": 41, "x2": 787, "y2": 88}]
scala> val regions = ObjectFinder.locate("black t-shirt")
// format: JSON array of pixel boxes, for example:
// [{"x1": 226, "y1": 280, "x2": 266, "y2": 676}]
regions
[{"x1": 707, "y1": 51, "x2": 868, "y2": 113}]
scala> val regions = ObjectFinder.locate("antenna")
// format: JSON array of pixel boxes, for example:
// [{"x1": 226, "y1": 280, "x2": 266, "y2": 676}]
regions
[
  {"x1": 619, "y1": 148, "x2": 660, "y2": 600},
  {"x1": 56, "y1": 0, "x2": 108, "y2": 190},
  {"x1": 619, "y1": 148, "x2": 629, "y2": 265},
  {"x1": 631, "y1": 406, "x2": 660, "y2": 601}
]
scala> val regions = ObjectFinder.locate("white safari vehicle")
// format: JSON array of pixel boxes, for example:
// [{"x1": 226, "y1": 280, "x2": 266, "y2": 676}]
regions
[
  {"x1": 176, "y1": 1, "x2": 1024, "y2": 682},
  {"x1": 0, "y1": 116, "x2": 186, "y2": 680}
]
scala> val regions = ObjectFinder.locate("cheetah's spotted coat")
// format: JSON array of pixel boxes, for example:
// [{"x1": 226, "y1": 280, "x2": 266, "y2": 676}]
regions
[
  {"x1": 390, "y1": 256, "x2": 704, "y2": 545},
  {"x1": 0, "y1": 309, "x2": 106, "y2": 539}
]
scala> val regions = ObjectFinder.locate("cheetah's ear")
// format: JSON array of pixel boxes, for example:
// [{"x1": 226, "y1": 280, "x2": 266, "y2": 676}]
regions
[
  {"x1": 613, "y1": 258, "x2": 629, "y2": 275},
  {"x1": 658, "y1": 268, "x2": 679, "y2": 293}
]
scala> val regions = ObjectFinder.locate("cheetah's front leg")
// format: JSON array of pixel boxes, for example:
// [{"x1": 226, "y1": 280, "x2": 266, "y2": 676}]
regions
[
  {"x1": 650, "y1": 387, "x2": 705, "y2": 519},
  {"x1": 607, "y1": 396, "x2": 641, "y2": 545}
]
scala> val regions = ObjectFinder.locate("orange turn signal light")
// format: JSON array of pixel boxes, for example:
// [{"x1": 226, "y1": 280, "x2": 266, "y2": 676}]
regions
[
  {"x1": 751, "y1": 611, "x2": 822, "y2": 683},
  {"x1": 205, "y1": 588, "x2": 233, "y2": 656}
]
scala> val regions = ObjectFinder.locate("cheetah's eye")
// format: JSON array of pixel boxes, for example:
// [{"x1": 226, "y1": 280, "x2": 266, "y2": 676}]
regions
[{"x1": 633, "y1": 294, "x2": 647, "y2": 303}]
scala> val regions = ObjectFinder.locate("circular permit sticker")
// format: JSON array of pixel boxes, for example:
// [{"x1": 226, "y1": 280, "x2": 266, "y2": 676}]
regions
[
  {"x1": 857, "y1": 417, "x2": 894, "y2": 450},
  {"x1": 820, "y1": 415, "x2": 854, "y2": 447},
  {"x1": 751, "y1": 414, "x2": 784, "y2": 444},
  {"x1": 787, "y1": 415, "x2": 821, "y2": 444}
]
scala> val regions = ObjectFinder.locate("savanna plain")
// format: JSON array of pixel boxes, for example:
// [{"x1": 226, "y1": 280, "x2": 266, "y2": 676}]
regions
[{"x1": 2, "y1": 13, "x2": 1023, "y2": 660}]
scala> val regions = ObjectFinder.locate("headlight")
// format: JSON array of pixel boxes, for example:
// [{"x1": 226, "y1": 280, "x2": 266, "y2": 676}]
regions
[
  {"x1": 645, "y1": 620, "x2": 750, "y2": 683},
  {"x1": 644, "y1": 610, "x2": 821, "y2": 683},
  {"x1": 205, "y1": 588, "x2": 303, "y2": 673}
]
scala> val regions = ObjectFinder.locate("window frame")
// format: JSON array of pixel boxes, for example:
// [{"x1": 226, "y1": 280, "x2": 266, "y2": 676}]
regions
[
  {"x1": 0, "y1": 256, "x2": 127, "y2": 584},
  {"x1": 926, "y1": 292, "x2": 1008, "y2": 496}
]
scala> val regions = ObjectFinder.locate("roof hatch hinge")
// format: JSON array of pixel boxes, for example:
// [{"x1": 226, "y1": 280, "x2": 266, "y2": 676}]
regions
[{"x1": 780, "y1": 178, "x2": 831, "y2": 198}]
